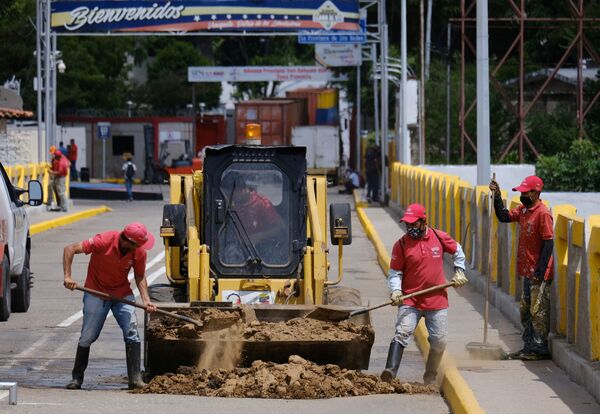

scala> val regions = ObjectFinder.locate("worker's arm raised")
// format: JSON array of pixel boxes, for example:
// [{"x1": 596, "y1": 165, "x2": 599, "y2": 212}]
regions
[{"x1": 63, "y1": 242, "x2": 84, "y2": 290}]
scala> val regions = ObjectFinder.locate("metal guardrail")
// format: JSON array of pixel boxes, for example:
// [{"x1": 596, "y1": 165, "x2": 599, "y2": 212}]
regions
[
  {"x1": 391, "y1": 162, "x2": 600, "y2": 363},
  {"x1": 5, "y1": 162, "x2": 70, "y2": 203}
]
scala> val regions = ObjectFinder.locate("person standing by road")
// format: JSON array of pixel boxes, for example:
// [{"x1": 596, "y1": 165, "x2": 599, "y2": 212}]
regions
[
  {"x1": 48, "y1": 149, "x2": 69, "y2": 212},
  {"x1": 381, "y1": 203, "x2": 468, "y2": 385},
  {"x1": 489, "y1": 175, "x2": 554, "y2": 360},
  {"x1": 122, "y1": 154, "x2": 136, "y2": 202},
  {"x1": 68, "y1": 138, "x2": 78, "y2": 181},
  {"x1": 62, "y1": 222, "x2": 157, "y2": 390},
  {"x1": 364, "y1": 143, "x2": 381, "y2": 203}
]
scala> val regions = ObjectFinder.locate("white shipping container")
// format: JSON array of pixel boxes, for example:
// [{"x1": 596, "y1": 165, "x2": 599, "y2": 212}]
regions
[{"x1": 292, "y1": 126, "x2": 339, "y2": 172}]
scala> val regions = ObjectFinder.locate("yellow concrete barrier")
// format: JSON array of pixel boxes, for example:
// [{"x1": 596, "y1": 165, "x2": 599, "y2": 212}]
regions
[{"x1": 589, "y1": 215, "x2": 600, "y2": 360}]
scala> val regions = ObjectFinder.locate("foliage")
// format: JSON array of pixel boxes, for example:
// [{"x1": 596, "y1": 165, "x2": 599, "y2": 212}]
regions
[{"x1": 536, "y1": 139, "x2": 600, "y2": 191}]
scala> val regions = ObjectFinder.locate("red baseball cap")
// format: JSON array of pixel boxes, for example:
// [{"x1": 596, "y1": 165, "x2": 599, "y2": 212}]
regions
[
  {"x1": 513, "y1": 175, "x2": 544, "y2": 193},
  {"x1": 53, "y1": 150, "x2": 62, "y2": 157},
  {"x1": 400, "y1": 203, "x2": 427, "y2": 224},
  {"x1": 122, "y1": 222, "x2": 155, "y2": 250}
]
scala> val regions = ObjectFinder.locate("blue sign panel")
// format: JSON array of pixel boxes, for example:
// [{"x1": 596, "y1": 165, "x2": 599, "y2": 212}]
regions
[
  {"x1": 298, "y1": 31, "x2": 366, "y2": 44},
  {"x1": 97, "y1": 122, "x2": 111, "y2": 140},
  {"x1": 51, "y1": 0, "x2": 361, "y2": 34}
]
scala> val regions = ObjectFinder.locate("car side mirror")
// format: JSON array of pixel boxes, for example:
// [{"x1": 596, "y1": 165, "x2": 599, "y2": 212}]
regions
[{"x1": 27, "y1": 180, "x2": 43, "y2": 206}]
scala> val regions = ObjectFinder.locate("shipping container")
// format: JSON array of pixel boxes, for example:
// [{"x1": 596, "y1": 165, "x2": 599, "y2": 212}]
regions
[
  {"x1": 286, "y1": 88, "x2": 338, "y2": 126},
  {"x1": 195, "y1": 114, "x2": 226, "y2": 153},
  {"x1": 292, "y1": 125, "x2": 340, "y2": 179},
  {"x1": 235, "y1": 100, "x2": 307, "y2": 146}
]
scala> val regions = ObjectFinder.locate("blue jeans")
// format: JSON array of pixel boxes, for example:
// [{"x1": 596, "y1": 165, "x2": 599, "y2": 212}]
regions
[
  {"x1": 70, "y1": 160, "x2": 77, "y2": 181},
  {"x1": 393, "y1": 305, "x2": 448, "y2": 353},
  {"x1": 77, "y1": 292, "x2": 140, "y2": 348},
  {"x1": 125, "y1": 177, "x2": 133, "y2": 200}
]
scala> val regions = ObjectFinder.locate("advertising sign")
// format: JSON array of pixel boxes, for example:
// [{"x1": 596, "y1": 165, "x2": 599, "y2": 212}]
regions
[
  {"x1": 50, "y1": 0, "x2": 361, "y2": 34},
  {"x1": 315, "y1": 43, "x2": 361, "y2": 66},
  {"x1": 188, "y1": 66, "x2": 343, "y2": 82}
]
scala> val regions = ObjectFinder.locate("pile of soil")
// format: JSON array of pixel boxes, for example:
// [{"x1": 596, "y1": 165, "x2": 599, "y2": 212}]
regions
[
  {"x1": 135, "y1": 355, "x2": 438, "y2": 399},
  {"x1": 147, "y1": 307, "x2": 374, "y2": 343}
]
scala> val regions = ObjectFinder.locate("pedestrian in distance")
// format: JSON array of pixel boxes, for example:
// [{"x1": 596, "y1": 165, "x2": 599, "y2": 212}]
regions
[
  {"x1": 339, "y1": 168, "x2": 360, "y2": 194},
  {"x1": 58, "y1": 141, "x2": 68, "y2": 157},
  {"x1": 68, "y1": 138, "x2": 78, "y2": 181},
  {"x1": 381, "y1": 203, "x2": 468, "y2": 385},
  {"x1": 62, "y1": 222, "x2": 157, "y2": 390},
  {"x1": 122, "y1": 154, "x2": 136, "y2": 202},
  {"x1": 364, "y1": 143, "x2": 381, "y2": 203},
  {"x1": 48, "y1": 148, "x2": 70, "y2": 212},
  {"x1": 489, "y1": 175, "x2": 554, "y2": 360}
]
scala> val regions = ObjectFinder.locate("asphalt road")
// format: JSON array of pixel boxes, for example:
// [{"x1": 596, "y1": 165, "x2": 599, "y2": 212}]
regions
[{"x1": 0, "y1": 193, "x2": 449, "y2": 413}]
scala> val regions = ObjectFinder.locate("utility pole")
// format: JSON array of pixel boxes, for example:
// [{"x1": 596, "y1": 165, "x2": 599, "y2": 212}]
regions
[
  {"x1": 355, "y1": 66, "x2": 361, "y2": 171},
  {"x1": 446, "y1": 23, "x2": 452, "y2": 164},
  {"x1": 400, "y1": 0, "x2": 409, "y2": 165},
  {"x1": 419, "y1": 0, "x2": 426, "y2": 164},
  {"x1": 476, "y1": 0, "x2": 491, "y2": 185},
  {"x1": 425, "y1": 0, "x2": 433, "y2": 80}
]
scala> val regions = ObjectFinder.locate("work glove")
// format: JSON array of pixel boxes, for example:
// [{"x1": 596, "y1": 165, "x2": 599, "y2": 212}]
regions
[
  {"x1": 452, "y1": 267, "x2": 468, "y2": 287},
  {"x1": 390, "y1": 290, "x2": 403, "y2": 306}
]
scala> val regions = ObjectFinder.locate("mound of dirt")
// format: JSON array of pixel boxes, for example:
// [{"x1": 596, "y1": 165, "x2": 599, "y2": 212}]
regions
[
  {"x1": 147, "y1": 308, "x2": 374, "y2": 343},
  {"x1": 135, "y1": 355, "x2": 438, "y2": 399}
]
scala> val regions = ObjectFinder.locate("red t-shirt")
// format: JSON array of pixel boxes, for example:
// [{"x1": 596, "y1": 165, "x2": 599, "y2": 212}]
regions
[
  {"x1": 390, "y1": 228, "x2": 458, "y2": 310},
  {"x1": 82, "y1": 231, "x2": 147, "y2": 298},
  {"x1": 508, "y1": 201, "x2": 554, "y2": 280},
  {"x1": 235, "y1": 191, "x2": 280, "y2": 236},
  {"x1": 52, "y1": 156, "x2": 69, "y2": 177},
  {"x1": 68, "y1": 143, "x2": 78, "y2": 161}
]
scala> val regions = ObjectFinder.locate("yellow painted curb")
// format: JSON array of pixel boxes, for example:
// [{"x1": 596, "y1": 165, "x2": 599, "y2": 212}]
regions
[
  {"x1": 30, "y1": 206, "x2": 112, "y2": 235},
  {"x1": 355, "y1": 204, "x2": 485, "y2": 414}
]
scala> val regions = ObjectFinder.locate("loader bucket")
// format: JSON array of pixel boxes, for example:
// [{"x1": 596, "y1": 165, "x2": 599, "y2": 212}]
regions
[{"x1": 144, "y1": 304, "x2": 374, "y2": 376}]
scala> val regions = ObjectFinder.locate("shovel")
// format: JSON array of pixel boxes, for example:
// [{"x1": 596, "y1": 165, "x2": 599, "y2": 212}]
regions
[
  {"x1": 75, "y1": 286, "x2": 203, "y2": 328},
  {"x1": 306, "y1": 282, "x2": 456, "y2": 322}
]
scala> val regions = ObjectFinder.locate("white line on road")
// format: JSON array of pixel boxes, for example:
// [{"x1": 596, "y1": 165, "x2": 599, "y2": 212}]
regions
[{"x1": 56, "y1": 251, "x2": 165, "y2": 328}]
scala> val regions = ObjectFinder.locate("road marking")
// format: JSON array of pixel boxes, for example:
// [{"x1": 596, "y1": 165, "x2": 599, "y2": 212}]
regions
[{"x1": 56, "y1": 251, "x2": 165, "y2": 328}]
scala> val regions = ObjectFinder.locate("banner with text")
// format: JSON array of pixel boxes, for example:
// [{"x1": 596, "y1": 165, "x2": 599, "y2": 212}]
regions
[
  {"x1": 188, "y1": 66, "x2": 345, "y2": 82},
  {"x1": 51, "y1": 0, "x2": 360, "y2": 34}
]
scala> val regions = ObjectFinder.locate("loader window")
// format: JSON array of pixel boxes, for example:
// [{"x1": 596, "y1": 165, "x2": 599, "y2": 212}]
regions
[{"x1": 218, "y1": 165, "x2": 290, "y2": 267}]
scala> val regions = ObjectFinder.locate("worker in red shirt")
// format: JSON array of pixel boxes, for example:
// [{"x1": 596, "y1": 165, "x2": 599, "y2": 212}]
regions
[
  {"x1": 68, "y1": 138, "x2": 78, "y2": 181},
  {"x1": 62, "y1": 222, "x2": 157, "y2": 390},
  {"x1": 490, "y1": 175, "x2": 553, "y2": 360},
  {"x1": 381, "y1": 204, "x2": 468, "y2": 385},
  {"x1": 221, "y1": 171, "x2": 286, "y2": 265},
  {"x1": 48, "y1": 149, "x2": 70, "y2": 212}
]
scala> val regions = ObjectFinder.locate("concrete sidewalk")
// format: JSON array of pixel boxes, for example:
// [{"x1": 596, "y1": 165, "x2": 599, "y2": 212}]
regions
[{"x1": 361, "y1": 205, "x2": 600, "y2": 414}]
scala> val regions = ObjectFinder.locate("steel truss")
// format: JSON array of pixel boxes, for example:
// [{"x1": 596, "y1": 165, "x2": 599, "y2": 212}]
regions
[{"x1": 453, "y1": 0, "x2": 600, "y2": 162}]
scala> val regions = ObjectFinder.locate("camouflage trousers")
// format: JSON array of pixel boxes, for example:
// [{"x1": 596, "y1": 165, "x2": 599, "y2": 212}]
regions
[{"x1": 520, "y1": 277, "x2": 550, "y2": 354}]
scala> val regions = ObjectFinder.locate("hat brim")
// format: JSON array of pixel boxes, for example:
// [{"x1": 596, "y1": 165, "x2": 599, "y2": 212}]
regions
[
  {"x1": 400, "y1": 215, "x2": 420, "y2": 224},
  {"x1": 512, "y1": 185, "x2": 533, "y2": 192},
  {"x1": 139, "y1": 232, "x2": 155, "y2": 250}
]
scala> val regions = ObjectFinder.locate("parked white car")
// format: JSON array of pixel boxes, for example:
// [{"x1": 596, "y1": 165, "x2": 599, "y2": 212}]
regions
[{"x1": 0, "y1": 162, "x2": 43, "y2": 321}]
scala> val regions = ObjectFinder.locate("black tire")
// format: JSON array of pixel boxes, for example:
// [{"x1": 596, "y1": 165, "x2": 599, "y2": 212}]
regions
[
  {"x1": 11, "y1": 250, "x2": 31, "y2": 313},
  {"x1": 0, "y1": 256, "x2": 11, "y2": 321},
  {"x1": 162, "y1": 204, "x2": 187, "y2": 247},
  {"x1": 324, "y1": 286, "x2": 362, "y2": 306},
  {"x1": 148, "y1": 283, "x2": 187, "y2": 303}
]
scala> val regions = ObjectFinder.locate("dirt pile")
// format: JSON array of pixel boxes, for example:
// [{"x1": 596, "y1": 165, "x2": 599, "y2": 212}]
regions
[
  {"x1": 135, "y1": 355, "x2": 438, "y2": 399},
  {"x1": 147, "y1": 308, "x2": 374, "y2": 343}
]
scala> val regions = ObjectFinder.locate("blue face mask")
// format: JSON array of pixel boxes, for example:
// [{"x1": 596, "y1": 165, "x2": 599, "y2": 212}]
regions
[{"x1": 407, "y1": 225, "x2": 425, "y2": 239}]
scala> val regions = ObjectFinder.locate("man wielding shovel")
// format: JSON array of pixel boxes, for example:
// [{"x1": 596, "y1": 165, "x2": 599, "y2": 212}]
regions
[
  {"x1": 381, "y1": 203, "x2": 468, "y2": 384},
  {"x1": 63, "y1": 222, "x2": 157, "y2": 389}
]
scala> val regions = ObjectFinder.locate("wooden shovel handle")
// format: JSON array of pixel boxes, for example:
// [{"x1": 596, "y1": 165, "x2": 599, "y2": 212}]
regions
[{"x1": 75, "y1": 286, "x2": 202, "y2": 327}]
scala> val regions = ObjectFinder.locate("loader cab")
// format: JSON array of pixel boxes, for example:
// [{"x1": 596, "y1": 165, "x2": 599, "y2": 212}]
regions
[{"x1": 203, "y1": 145, "x2": 307, "y2": 277}]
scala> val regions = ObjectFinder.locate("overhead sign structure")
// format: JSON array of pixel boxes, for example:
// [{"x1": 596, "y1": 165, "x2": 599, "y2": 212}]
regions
[
  {"x1": 50, "y1": 0, "x2": 361, "y2": 34},
  {"x1": 315, "y1": 43, "x2": 361, "y2": 67},
  {"x1": 188, "y1": 66, "x2": 345, "y2": 82},
  {"x1": 298, "y1": 31, "x2": 366, "y2": 44}
]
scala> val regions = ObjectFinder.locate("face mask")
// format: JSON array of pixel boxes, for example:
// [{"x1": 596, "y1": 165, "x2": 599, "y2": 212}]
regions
[
  {"x1": 520, "y1": 195, "x2": 533, "y2": 207},
  {"x1": 407, "y1": 225, "x2": 425, "y2": 239}
]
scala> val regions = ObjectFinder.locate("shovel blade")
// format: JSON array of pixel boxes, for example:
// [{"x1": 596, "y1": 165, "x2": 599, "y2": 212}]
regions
[{"x1": 304, "y1": 306, "x2": 352, "y2": 322}]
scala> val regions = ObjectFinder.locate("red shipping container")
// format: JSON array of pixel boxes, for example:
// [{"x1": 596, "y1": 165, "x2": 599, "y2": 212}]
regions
[
  {"x1": 235, "y1": 100, "x2": 307, "y2": 146},
  {"x1": 195, "y1": 114, "x2": 226, "y2": 152},
  {"x1": 286, "y1": 88, "x2": 338, "y2": 126}
]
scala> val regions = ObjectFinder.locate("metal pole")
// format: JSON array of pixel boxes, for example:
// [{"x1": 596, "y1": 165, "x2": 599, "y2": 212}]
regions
[
  {"x1": 102, "y1": 138, "x2": 106, "y2": 179},
  {"x1": 372, "y1": 44, "x2": 380, "y2": 150},
  {"x1": 381, "y1": 23, "x2": 389, "y2": 204},
  {"x1": 44, "y1": 0, "x2": 51, "y2": 158},
  {"x1": 355, "y1": 66, "x2": 361, "y2": 171},
  {"x1": 446, "y1": 23, "x2": 452, "y2": 164},
  {"x1": 36, "y1": 0, "x2": 43, "y2": 163},
  {"x1": 52, "y1": 33, "x2": 57, "y2": 149},
  {"x1": 476, "y1": 0, "x2": 491, "y2": 185},
  {"x1": 425, "y1": 0, "x2": 433, "y2": 80},
  {"x1": 419, "y1": 0, "x2": 426, "y2": 165},
  {"x1": 401, "y1": 0, "x2": 409, "y2": 164}
]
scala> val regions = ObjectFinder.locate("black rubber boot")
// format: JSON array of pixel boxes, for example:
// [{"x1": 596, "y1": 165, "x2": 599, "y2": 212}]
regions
[
  {"x1": 126, "y1": 342, "x2": 145, "y2": 389},
  {"x1": 66, "y1": 345, "x2": 90, "y2": 390},
  {"x1": 423, "y1": 349, "x2": 444, "y2": 385},
  {"x1": 380, "y1": 341, "x2": 405, "y2": 383}
]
